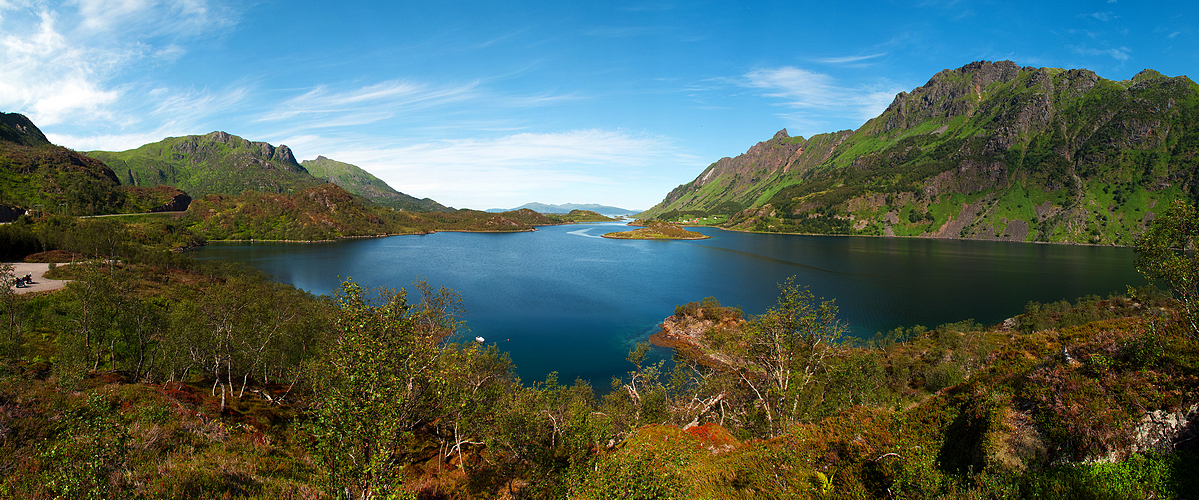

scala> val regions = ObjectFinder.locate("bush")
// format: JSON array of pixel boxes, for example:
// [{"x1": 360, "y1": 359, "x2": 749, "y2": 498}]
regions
[{"x1": 924, "y1": 363, "x2": 964, "y2": 392}]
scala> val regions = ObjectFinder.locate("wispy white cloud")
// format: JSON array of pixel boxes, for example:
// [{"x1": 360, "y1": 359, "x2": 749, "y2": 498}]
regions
[
  {"x1": 149, "y1": 85, "x2": 252, "y2": 123},
  {"x1": 1088, "y1": 11, "x2": 1116, "y2": 22},
  {"x1": 46, "y1": 86, "x2": 252, "y2": 150},
  {"x1": 0, "y1": 0, "x2": 239, "y2": 128},
  {"x1": 1070, "y1": 45, "x2": 1132, "y2": 62},
  {"x1": 740, "y1": 66, "x2": 908, "y2": 131},
  {"x1": 0, "y1": 10, "x2": 121, "y2": 125},
  {"x1": 259, "y1": 80, "x2": 482, "y2": 124},
  {"x1": 743, "y1": 67, "x2": 838, "y2": 108},
  {"x1": 815, "y1": 53, "x2": 887, "y2": 64},
  {"x1": 72, "y1": 0, "x2": 237, "y2": 38},
  {"x1": 47, "y1": 128, "x2": 186, "y2": 152}
]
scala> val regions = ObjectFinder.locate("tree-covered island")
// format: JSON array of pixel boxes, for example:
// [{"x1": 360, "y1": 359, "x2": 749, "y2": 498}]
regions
[{"x1": 601, "y1": 220, "x2": 710, "y2": 240}]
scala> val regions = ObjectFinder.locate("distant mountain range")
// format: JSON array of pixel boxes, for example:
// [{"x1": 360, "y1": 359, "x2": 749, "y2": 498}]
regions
[
  {"x1": 641, "y1": 60, "x2": 1199, "y2": 246},
  {"x1": 486, "y1": 202, "x2": 637, "y2": 216}
]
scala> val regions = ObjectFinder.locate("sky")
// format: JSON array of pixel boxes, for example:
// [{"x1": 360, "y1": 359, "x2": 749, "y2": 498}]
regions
[{"x1": 1, "y1": 1, "x2": 1196, "y2": 211}]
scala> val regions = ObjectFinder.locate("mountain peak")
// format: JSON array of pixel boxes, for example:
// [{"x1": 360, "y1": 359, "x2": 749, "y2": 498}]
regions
[
  {"x1": 642, "y1": 62, "x2": 1199, "y2": 245},
  {"x1": 0, "y1": 112, "x2": 50, "y2": 147}
]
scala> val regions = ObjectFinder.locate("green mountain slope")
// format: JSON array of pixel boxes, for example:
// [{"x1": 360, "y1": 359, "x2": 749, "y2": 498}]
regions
[
  {"x1": 300, "y1": 155, "x2": 449, "y2": 212},
  {"x1": 641, "y1": 61, "x2": 1199, "y2": 245},
  {"x1": 0, "y1": 112, "x2": 188, "y2": 217},
  {"x1": 87, "y1": 131, "x2": 324, "y2": 199}
]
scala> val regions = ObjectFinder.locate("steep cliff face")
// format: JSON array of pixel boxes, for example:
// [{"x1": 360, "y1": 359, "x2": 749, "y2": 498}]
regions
[
  {"x1": 643, "y1": 61, "x2": 1199, "y2": 245},
  {"x1": 88, "y1": 131, "x2": 323, "y2": 199}
]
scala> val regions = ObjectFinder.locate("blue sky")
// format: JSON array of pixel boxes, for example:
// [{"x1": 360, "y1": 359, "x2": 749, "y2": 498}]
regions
[{"x1": 1, "y1": 0, "x2": 1195, "y2": 210}]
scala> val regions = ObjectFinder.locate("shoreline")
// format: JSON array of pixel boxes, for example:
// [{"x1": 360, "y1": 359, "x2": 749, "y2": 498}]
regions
[
  {"x1": 197, "y1": 227, "x2": 542, "y2": 244},
  {"x1": 664, "y1": 224, "x2": 1134, "y2": 248},
  {"x1": 600, "y1": 234, "x2": 710, "y2": 240},
  {"x1": 198, "y1": 221, "x2": 1129, "y2": 248}
]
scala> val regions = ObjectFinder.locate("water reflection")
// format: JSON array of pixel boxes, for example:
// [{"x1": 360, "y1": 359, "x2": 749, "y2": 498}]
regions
[{"x1": 193, "y1": 226, "x2": 1145, "y2": 386}]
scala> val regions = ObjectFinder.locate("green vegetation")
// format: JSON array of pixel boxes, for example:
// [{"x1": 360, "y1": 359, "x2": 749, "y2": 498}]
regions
[
  {"x1": 548, "y1": 209, "x2": 616, "y2": 223},
  {"x1": 640, "y1": 62, "x2": 1199, "y2": 245},
  {"x1": 0, "y1": 207, "x2": 1197, "y2": 498},
  {"x1": 1134, "y1": 199, "x2": 1199, "y2": 336},
  {"x1": 602, "y1": 221, "x2": 709, "y2": 240},
  {"x1": 86, "y1": 131, "x2": 323, "y2": 200},
  {"x1": 0, "y1": 132, "x2": 186, "y2": 216}
]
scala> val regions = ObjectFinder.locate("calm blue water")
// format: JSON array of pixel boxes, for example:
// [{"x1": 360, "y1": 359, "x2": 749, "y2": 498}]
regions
[{"x1": 191, "y1": 222, "x2": 1146, "y2": 386}]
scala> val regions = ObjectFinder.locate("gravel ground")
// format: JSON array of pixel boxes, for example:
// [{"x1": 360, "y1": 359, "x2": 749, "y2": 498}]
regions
[{"x1": 4, "y1": 262, "x2": 70, "y2": 294}]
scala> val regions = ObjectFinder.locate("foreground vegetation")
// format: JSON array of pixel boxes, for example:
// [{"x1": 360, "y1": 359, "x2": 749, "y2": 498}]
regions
[{"x1": 0, "y1": 203, "x2": 1197, "y2": 499}]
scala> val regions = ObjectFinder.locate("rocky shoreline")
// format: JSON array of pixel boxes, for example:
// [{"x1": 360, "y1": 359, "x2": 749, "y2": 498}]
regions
[{"x1": 648, "y1": 312, "x2": 745, "y2": 369}]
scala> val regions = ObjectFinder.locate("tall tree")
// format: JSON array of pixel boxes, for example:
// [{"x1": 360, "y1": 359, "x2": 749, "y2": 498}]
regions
[
  {"x1": 308, "y1": 279, "x2": 462, "y2": 500},
  {"x1": 1135, "y1": 199, "x2": 1199, "y2": 337}
]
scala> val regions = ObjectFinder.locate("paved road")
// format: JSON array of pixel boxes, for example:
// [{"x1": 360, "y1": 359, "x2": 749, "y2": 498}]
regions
[{"x1": 4, "y1": 262, "x2": 70, "y2": 294}]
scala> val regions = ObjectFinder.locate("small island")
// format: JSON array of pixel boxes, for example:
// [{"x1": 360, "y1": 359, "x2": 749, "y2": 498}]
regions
[{"x1": 602, "y1": 220, "x2": 710, "y2": 240}]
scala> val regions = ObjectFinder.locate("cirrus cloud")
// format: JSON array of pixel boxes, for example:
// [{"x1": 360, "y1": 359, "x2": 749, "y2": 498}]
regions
[{"x1": 740, "y1": 66, "x2": 908, "y2": 135}]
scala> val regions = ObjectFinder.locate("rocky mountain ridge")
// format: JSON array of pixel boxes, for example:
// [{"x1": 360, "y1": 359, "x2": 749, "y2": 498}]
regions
[
  {"x1": 641, "y1": 61, "x2": 1199, "y2": 245},
  {"x1": 86, "y1": 131, "x2": 322, "y2": 199}
]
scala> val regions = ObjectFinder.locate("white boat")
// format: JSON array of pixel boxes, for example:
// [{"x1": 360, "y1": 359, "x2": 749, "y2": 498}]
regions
[{"x1": 475, "y1": 336, "x2": 485, "y2": 343}]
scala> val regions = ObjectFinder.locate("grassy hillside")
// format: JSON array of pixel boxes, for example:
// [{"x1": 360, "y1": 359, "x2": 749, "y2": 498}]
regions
[
  {"x1": 0, "y1": 113, "x2": 191, "y2": 216},
  {"x1": 87, "y1": 131, "x2": 324, "y2": 199},
  {"x1": 301, "y1": 155, "x2": 450, "y2": 212},
  {"x1": 641, "y1": 62, "x2": 1199, "y2": 245}
]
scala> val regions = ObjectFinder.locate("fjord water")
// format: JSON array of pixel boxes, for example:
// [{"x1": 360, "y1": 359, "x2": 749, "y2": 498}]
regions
[{"x1": 192, "y1": 222, "x2": 1145, "y2": 386}]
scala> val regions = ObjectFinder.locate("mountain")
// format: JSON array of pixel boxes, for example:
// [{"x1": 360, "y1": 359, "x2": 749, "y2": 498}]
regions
[
  {"x1": 486, "y1": 202, "x2": 636, "y2": 216},
  {"x1": 0, "y1": 112, "x2": 51, "y2": 147},
  {"x1": 0, "y1": 112, "x2": 188, "y2": 217},
  {"x1": 300, "y1": 155, "x2": 450, "y2": 212},
  {"x1": 641, "y1": 61, "x2": 1199, "y2": 245},
  {"x1": 87, "y1": 131, "x2": 324, "y2": 199}
]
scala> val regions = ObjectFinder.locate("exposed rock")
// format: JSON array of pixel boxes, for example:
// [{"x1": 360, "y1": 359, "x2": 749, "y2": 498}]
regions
[
  {"x1": 1129, "y1": 404, "x2": 1199, "y2": 456},
  {"x1": 641, "y1": 60, "x2": 1199, "y2": 244},
  {"x1": 0, "y1": 203, "x2": 26, "y2": 222},
  {"x1": 151, "y1": 192, "x2": 192, "y2": 212},
  {"x1": 651, "y1": 312, "x2": 745, "y2": 369}
]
